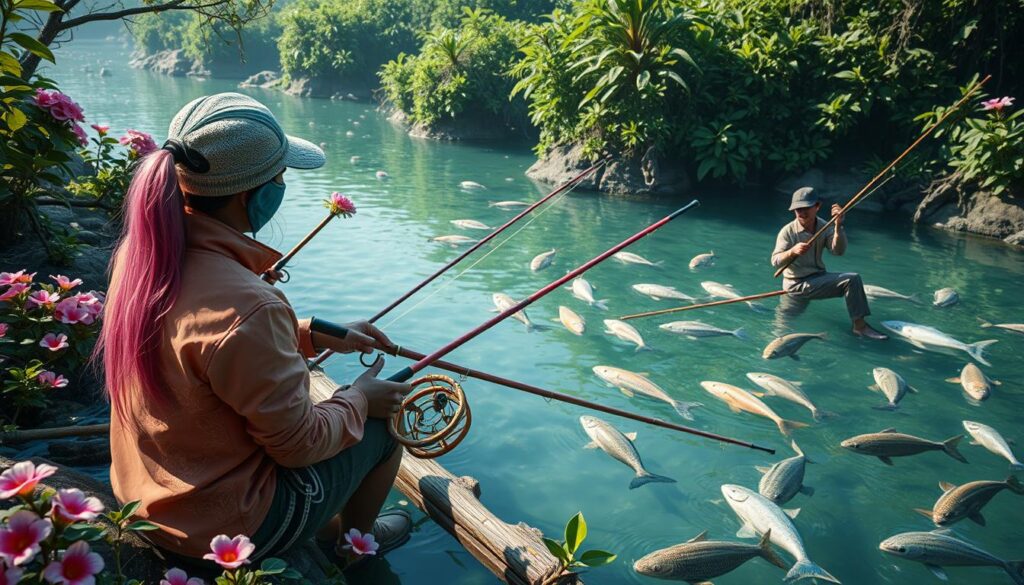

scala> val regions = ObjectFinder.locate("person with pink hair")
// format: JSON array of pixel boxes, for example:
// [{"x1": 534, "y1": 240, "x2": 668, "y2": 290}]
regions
[{"x1": 95, "y1": 93, "x2": 413, "y2": 569}]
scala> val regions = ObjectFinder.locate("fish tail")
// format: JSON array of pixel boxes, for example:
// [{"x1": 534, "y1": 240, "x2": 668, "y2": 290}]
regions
[
  {"x1": 907, "y1": 294, "x2": 923, "y2": 305},
  {"x1": 812, "y1": 409, "x2": 839, "y2": 421},
  {"x1": 1006, "y1": 475, "x2": 1024, "y2": 494},
  {"x1": 595, "y1": 299, "x2": 609, "y2": 311},
  {"x1": 778, "y1": 418, "x2": 809, "y2": 437},
  {"x1": 629, "y1": 471, "x2": 676, "y2": 489},
  {"x1": 943, "y1": 434, "x2": 969, "y2": 463},
  {"x1": 1010, "y1": 461, "x2": 1024, "y2": 473},
  {"x1": 967, "y1": 339, "x2": 998, "y2": 366},
  {"x1": 978, "y1": 316, "x2": 994, "y2": 328},
  {"x1": 759, "y1": 530, "x2": 788, "y2": 570},
  {"x1": 732, "y1": 327, "x2": 749, "y2": 340},
  {"x1": 1004, "y1": 560, "x2": 1024, "y2": 585},
  {"x1": 674, "y1": 400, "x2": 703, "y2": 421},
  {"x1": 784, "y1": 559, "x2": 841, "y2": 584}
]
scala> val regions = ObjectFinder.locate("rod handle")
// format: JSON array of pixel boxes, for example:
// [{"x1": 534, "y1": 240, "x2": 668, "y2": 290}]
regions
[{"x1": 388, "y1": 366, "x2": 414, "y2": 383}]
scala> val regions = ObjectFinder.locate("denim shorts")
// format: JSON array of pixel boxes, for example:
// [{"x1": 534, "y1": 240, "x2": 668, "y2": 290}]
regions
[{"x1": 250, "y1": 418, "x2": 398, "y2": 559}]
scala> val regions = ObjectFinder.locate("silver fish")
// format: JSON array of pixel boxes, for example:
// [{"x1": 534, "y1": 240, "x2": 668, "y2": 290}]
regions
[
  {"x1": 946, "y1": 363, "x2": 1000, "y2": 401},
  {"x1": 557, "y1": 306, "x2": 585, "y2": 336},
  {"x1": 632, "y1": 283, "x2": 695, "y2": 302},
  {"x1": 979, "y1": 319, "x2": 1024, "y2": 335},
  {"x1": 459, "y1": 180, "x2": 487, "y2": 190},
  {"x1": 879, "y1": 531, "x2": 1024, "y2": 584},
  {"x1": 492, "y1": 293, "x2": 533, "y2": 330},
  {"x1": 567, "y1": 276, "x2": 607, "y2": 310},
  {"x1": 721, "y1": 484, "x2": 841, "y2": 584},
  {"x1": 881, "y1": 320, "x2": 997, "y2": 366},
  {"x1": 915, "y1": 476, "x2": 1024, "y2": 527},
  {"x1": 745, "y1": 373, "x2": 831, "y2": 421},
  {"x1": 613, "y1": 251, "x2": 661, "y2": 266},
  {"x1": 450, "y1": 219, "x2": 493, "y2": 230},
  {"x1": 488, "y1": 200, "x2": 530, "y2": 209},
  {"x1": 603, "y1": 319, "x2": 648, "y2": 351},
  {"x1": 933, "y1": 287, "x2": 960, "y2": 308},
  {"x1": 660, "y1": 320, "x2": 745, "y2": 339},
  {"x1": 430, "y1": 234, "x2": 478, "y2": 246},
  {"x1": 864, "y1": 284, "x2": 920, "y2": 303},
  {"x1": 633, "y1": 530, "x2": 786, "y2": 582},
  {"x1": 592, "y1": 366, "x2": 701, "y2": 421},
  {"x1": 530, "y1": 249, "x2": 557, "y2": 272},
  {"x1": 701, "y1": 281, "x2": 764, "y2": 311},
  {"x1": 757, "y1": 440, "x2": 814, "y2": 505},
  {"x1": 762, "y1": 333, "x2": 826, "y2": 360},
  {"x1": 688, "y1": 251, "x2": 715, "y2": 270},
  {"x1": 963, "y1": 421, "x2": 1024, "y2": 471},
  {"x1": 840, "y1": 428, "x2": 967, "y2": 465},
  {"x1": 580, "y1": 415, "x2": 674, "y2": 489},
  {"x1": 700, "y1": 381, "x2": 807, "y2": 437},
  {"x1": 869, "y1": 367, "x2": 918, "y2": 410}
]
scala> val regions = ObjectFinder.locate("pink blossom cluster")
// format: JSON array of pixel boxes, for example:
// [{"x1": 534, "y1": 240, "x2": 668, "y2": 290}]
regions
[
  {"x1": 119, "y1": 129, "x2": 158, "y2": 157},
  {"x1": 54, "y1": 291, "x2": 104, "y2": 325},
  {"x1": 981, "y1": 96, "x2": 1015, "y2": 111},
  {"x1": 33, "y1": 89, "x2": 88, "y2": 147}
]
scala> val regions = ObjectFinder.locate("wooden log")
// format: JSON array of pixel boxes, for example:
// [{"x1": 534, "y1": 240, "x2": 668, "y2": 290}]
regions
[
  {"x1": 309, "y1": 370, "x2": 576, "y2": 585},
  {"x1": 0, "y1": 423, "x2": 110, "y2": 444}
]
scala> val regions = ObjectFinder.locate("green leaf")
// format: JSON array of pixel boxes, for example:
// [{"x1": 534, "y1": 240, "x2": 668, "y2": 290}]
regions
[
  {"x1": 62, "y1": 524, "x2": 107, "y2": 542},
  {"x1": 578, "y1": 549, "x2": 617, "y2": 567},
  {"x1": 5, "y1": 108, "x2": 27, "y2": 131},
  {"x1": 281, "y1": 568, "x2": 303, "y2": 580},
  {"x1": 260, "y1": 557, "x2": 288, "y2": 574},
  {"x1": 542, "y1": 537, "x2": 570, "y2": 565},
  {"x1": 564, "y1": 512, "x2": 586, "y2": 555},
  {"x1": 14, "y1": 0, "x2": 63, "y2": 11},
  {"x1": 119, "y1": 500, "x2": 142, "y2": 520},
  {"x1": 636, "y1": 70, "x2": 650, "y2": 91},
  {"x1": 126, "y1": 520, "x2": 160, "y2": 531},
  {"x1": 9, "y1": 33, "x2": 55, "y2": 63},
  {"x1": 0, "y1": 53, "x2": 23, "y2": 76}
]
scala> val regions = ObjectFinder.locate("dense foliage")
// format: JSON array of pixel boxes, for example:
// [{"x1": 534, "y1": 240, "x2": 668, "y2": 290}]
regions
[{"x1": 132, "y1": 12, "x2": 282, "y2": 76}]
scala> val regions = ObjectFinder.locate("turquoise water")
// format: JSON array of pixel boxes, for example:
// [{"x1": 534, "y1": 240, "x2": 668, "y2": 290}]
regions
[{"x1": 50, "y1": 41, "x2": 1024, "y2": 585}]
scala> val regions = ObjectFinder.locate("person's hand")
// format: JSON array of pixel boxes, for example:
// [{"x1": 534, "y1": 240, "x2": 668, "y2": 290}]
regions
[
  {"x1": 344, "y1": 320, "x2": 395, "y2": 353},
  {"x1": 314, "y1": 320, "x2": 393, "y2": 355},
  {"x1": 831, "y1": 203, "x2": 844, "y2": 226},
  {"x1": 347, "y1": 355, "x2": 413, "y2": 419},
  {"x1": 791, "y1": 242, "x2": 811, "y2": 257},
  {"x1": 262, "y1": 269, "x2": 286, "y2": 284}
]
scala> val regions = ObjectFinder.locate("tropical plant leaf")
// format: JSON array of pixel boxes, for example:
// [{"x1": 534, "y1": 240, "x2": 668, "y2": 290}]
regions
[
  {"x1": 579, "y1": 549, "x2": 617, "y2": 567},
  {"x1": 565, "y1": 512, "x2": 587, "y2": 555}
]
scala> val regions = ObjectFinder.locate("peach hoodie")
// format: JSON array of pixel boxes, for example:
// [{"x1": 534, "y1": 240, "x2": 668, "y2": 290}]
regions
[{"x1": 109, "y1": 210, "x2": 368, "y2": 557}]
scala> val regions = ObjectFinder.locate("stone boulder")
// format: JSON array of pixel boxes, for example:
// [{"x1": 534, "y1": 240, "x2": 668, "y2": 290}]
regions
[
  {"x1": 914, "y1": 180, "x2": 1024, "y2": 243},
  {"x1": 129, "y1": 49, "x2": 195, "y2": 78},
  {"x1": 239, "y1": 70, "x2": 281, "y2": 89},
  {"x1": 526, "y1": 143, "x2": 690, "y2": 197}
]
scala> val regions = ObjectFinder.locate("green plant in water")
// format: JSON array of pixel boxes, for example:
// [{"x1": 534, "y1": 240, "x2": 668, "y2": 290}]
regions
[{"x1": 541, "y1": 512, "x2": 616, "y2": 584}]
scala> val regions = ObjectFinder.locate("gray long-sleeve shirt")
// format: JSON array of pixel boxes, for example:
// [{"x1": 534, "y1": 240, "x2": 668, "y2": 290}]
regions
[{"x1": 771, "y1": 216, "x2": 847, "y2": 280}]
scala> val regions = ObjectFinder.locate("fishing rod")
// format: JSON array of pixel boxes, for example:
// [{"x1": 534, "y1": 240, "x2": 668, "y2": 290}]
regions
[
  {"x1": 619, "y1": 290, "x2": 788, "y2": 321},
  {"x1": 773, "y1": 74, "x2": 992, "y2": 279},
  {"x1": 261, "y1": 193, "x2": 356, "y2": 282},
  {"x1": 309, "y1": 156, "x2": 610, "y2": 368}
]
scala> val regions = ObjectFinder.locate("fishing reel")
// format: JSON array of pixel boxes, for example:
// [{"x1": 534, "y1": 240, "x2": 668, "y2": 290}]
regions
[{"x1": 388, "y1": 374, "x2": 471, "y2": 459}]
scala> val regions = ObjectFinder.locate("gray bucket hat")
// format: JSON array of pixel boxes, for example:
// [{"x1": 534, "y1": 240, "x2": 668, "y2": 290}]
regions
[
  {"x1": 788, "y1": 186, "x2": 819, "y2": 210},
  {"x1": 166, "y1": 92, "x2": 325, "y2": 197}
]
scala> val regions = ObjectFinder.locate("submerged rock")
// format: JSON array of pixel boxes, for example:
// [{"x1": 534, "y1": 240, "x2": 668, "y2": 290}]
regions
[{"x1": 526, "y1": 143, "x2": 690, "y2": 197}]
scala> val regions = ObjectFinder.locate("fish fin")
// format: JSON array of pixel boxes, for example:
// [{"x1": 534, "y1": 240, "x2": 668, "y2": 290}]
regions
[
  {"x1": 993, "y1": 379, "x2": 1003, "y2": 386},
  {"x1": 978, "y1": 317, "x2": 994, "y2": 328},
  {"x1": 686, "y1": 335, "x2": 698, "y2": 340},
  {"x1": 755, "y1": 465, "x2": 772, "y2": 474},
  {"x1": 759, "y1": 529, "x2": 788, "y2": 570},
  {"x1": 619, "y1": 387, "x2": 635, "y2": 398},
  {"x1": 791, "y1": 381, "x2": 804, "y2": 387},
  {"x1": 686, "y1": 530, "x2": 709, "y2": 544},
  {"x1": 595, "y1": 299, "x2": 609, "y2": 311},
  {"x1": 733, "y1": 327, "x2": 749, "y2": 340},
  {"x1": 750, "y1": 391, "x2": 766, "y2": 398},
  {"x1": 1004, "y1": 561, "x2": 1024, "y2": 585},
  {"x1": 967, "y1": 339, "x2": 998, "y2": 367},
  {"x1": 872, "y1": 403, "x2": 899, "y2": 411},
  {"x1": 880, "y1": 427, "x2": 898, "y2": 433},
  {"x1": 816, "y1": 332, "x2": 828, "y2": 340},
  {"x1": 968, "y1": 511, "x2": 986, "y2": 526},
  {"x1": 944, "y1": 377, "x2": 961, "y2": 384},
  {"x1": 800, "y1": 485, "x2": 815, "y2": 497},
  {"x1": 908, "y1": 386, "x2": 920, "y2": 394},
  {"x1": 878, "y1": 456, "x2": 895, "y2": 466},
  {"x1": 925, "y1": 564, "x2": 949, "y2": 581},
  {"x1": 789, "y1": 354, "x2": 801, "y2": 361},
  {"x1": 735, "y1": 523, "x2": 757, "y2": 539},
  {"x1": 629, "y1": 471, "x2": 676, "y2": 489},
  {"x1": 914, "y1": 508, "x2": 935, "y2": 520},
  {"x1": 727, "y1": 403, "x2": 743, "y2": 414},
  {"x1": 791, "y1": 440, "x2": 805, "y2": 458},
  {"x1": 938, "y1": 481, "x2": 956, "y2": 492},
  {"x1": 603, "y1": 329, "x2": 614, "y2": 335},
  {"x1": 624, "y1": 432, "x2": 638, "y2": 441},
  {"x1": 783, "y1": 508, "x2": 800, "y2": 520},
  {"x1": 867, "y1": 384, "x2": 881, "y2": 392},
  {"x1": 583, "y1": 441, "x2": 600, "y2": 449},
  {"x1": 778, "y1": 419, "x2": 809, "y2": 437},
  {"x1": 943, "y1": 435, "x2": 969, "y2": 463},
  {"x1": 1006, "y1": 475, "x2": 1024, "y2": 494},
  {"x1": 784, "y1": 559, "x2": 841, "y2": 584},
  {"x1": 654, "y1": 260, "x2": 665, "y2": 267},
  {"x1": 691, "y1": 581, "x2": 714, "y2": 585},
  {"x1": 674, "y1": 401, "x2": 703, "y2": 421}
]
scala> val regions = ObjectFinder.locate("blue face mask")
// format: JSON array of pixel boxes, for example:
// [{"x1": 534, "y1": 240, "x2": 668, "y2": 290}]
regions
[{"x1": 246, "y1": 178, "x2": 285, "y2": 235}]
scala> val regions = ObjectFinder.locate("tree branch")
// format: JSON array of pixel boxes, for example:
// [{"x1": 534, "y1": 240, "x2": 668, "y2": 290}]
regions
[{"x1": 57, "y1": 0, "x2": 230, "y2": 30}]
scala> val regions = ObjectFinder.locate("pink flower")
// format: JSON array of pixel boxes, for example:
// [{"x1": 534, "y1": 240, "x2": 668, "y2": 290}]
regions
[
  {"x1": 54, "y1": 298, "x2": 89, "y2": 325},
  {"x1": 342, "y1": 528, "x2": 378, "y2": 556},
  {"x1": 50, "y1": 275, "x2": 83, "y2": 291},
  {"x1": 160, "y1": 568, "x2": 205, "y2": 585},
  {"x1": 34, "y1": 89, "x2": 60, "y2": 109},
  {"x1": 0, "y1": 284, "x2": 29, "y2": 303},
  {"x1": 1, "y1": 562, "x2": 24, "y2": 585},
  {"x1": 0, "y1": 510, "x2": 52, "y2": 566},
  {"x1": 0, "y1": 324, "x2": 7, "y2": 338},
  {"x1": 71, "y1": 124, "x2": 88, "y2": 147},
  {"x1": 203, "y1": 535, "x2": 255, "y2": 569},
  {"x1": 0, "y1": 461, "x2": 58, "y2": 499},
  {"x1": 37, "y1": 371, "x2": 69, "y2": 389},
  {"x1": 90, "y1": 124, "x2": 109, "y2": 135},
  {"x1": 50, "y1": 489, "x2": 104, "y2": 523},
  {"x1": 325, "y1": 192, "x2": 357, "y2": 217},
  {"x1": 26, "y1": 290, "x2": 61, "y2": 310},
  {"x1": 0, "y1": 271, "x2": 34, "y2": 286},
  {"x1": 39, "y1": 333, "x2": 69, "y2": 352},
  {"x1": 982, "y1": 96, "x2": 1015, "y2": 111},
  {"x1": 119, "y1": 129, "x2": 158, "y2": 156},
  {"x1": 42, "y1": 541, "x2": 104, "y2": 585}
]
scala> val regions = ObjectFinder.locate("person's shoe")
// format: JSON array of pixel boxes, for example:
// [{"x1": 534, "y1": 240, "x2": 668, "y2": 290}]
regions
[
  {"x1": 853, "y1": 325, "x2": 888, "y2": 340},
  {"x1": 370, "y1": 509, "x2": 412, "y2": 556}
]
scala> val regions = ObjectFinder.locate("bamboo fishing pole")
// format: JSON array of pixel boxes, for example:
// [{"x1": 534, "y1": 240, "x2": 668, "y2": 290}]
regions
[
  {"x1": 619, "y1": 289, "x2": 788, "y2": 321},
  {"x1": 773, "y1": 74, "x2": 992, "y2": 278},
  {"x1": 309, "y1": 156, "x2": 610, "y2": 368}
]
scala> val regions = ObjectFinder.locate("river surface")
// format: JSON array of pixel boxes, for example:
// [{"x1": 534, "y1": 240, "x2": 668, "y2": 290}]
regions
[{"x1": 45, "y1": 40, "x2": 1024, "y2": 585}]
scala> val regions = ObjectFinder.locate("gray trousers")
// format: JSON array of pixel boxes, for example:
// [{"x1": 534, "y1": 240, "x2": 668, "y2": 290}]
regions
[{"x1": 781, "y1": 271, "x2": 871, "y2": 320}]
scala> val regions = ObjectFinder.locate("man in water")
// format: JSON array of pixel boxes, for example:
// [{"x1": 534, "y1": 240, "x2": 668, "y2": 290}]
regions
[{"x1": 771, "y1": 187, "x2": 888, "y2": 339}]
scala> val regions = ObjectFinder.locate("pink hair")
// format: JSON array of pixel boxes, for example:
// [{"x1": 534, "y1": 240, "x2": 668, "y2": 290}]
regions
[{"x1": 93, "y1": 149, "x2": 185, "y2": 420}]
